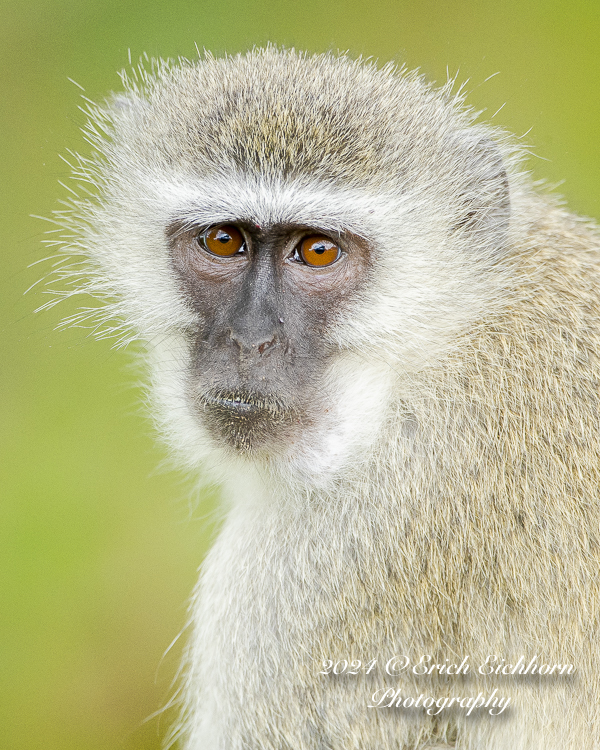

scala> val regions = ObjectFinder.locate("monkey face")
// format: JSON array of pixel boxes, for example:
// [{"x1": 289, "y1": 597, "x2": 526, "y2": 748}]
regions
[{"x1": 167, "y1": 220, "x2": 370, "y2": 455}]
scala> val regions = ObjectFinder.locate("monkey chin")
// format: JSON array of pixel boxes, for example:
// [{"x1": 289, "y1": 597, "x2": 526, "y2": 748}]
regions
[{"x1": 196, "y1": 388, "x2": 299, "y2": 455}]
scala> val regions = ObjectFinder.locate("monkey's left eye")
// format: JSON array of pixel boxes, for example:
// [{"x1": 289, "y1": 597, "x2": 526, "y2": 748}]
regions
[
  {"x1": 199, "y1": 225, "x2": 245, "y2": 257},
  {"x1": 297, "y1": 235, "x2": 341, "y2": 267}
]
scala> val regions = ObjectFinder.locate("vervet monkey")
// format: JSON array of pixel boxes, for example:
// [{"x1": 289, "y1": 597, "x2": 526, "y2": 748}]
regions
[{"x1": 55, "y1": 48, "x2": 600, "y2": 749}]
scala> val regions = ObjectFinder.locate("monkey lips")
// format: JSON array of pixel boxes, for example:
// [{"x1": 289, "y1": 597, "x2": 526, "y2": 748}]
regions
[{"x1": 196, "y1": 387, "x2": 299, "y2": 453}]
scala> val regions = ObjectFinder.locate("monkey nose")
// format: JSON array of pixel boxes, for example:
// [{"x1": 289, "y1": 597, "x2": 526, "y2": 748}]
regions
[{"x1": 228, "y1": 329, "x2": 277, "y2": 357}]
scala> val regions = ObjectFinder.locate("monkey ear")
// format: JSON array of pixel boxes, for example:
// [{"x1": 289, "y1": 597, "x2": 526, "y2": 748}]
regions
[{"x1": 451, "y1": 134, "x2": 510, "y2": 252}]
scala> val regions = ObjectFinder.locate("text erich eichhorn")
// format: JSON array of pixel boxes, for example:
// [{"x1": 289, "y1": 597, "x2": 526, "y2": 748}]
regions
[{"x1": 319, "y1": 655, "x2": 575, "y2": 716}]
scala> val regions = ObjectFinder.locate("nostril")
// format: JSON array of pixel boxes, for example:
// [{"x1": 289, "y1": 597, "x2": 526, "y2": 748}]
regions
[
  {"x1": 228, "y1": 330, "x2": 242, "y2": 351},
  {"x1": 258, "y1": 338, "x2": 275, "y2": 355}
]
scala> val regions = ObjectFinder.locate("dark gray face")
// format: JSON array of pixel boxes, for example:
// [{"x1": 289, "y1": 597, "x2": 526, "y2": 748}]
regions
[{"x1": 168, "y1": 220, "x2": 370, "y2": 454}]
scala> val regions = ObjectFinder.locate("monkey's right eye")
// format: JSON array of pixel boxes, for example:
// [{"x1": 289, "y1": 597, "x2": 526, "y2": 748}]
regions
[{"x1": 199, "y1": 225, "x2": 245, "y2": 257}]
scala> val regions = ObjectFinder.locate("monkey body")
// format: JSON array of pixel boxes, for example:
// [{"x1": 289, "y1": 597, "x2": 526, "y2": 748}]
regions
[{"x1": 60, "y1": 49, "x2": 600, "y2": 748}]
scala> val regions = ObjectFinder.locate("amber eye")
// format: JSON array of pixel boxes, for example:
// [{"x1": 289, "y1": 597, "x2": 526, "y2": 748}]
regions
[
  {"x1": 200, "y1": 224, "x2": 245, "y2": 257},
  {"x1": 298, "y1": 235, "x2": 341, "y2": 267}
]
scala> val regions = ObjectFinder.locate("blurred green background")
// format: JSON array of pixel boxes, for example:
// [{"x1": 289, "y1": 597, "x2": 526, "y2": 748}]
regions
[{"x1": 1, "y1": 1, "x2": 599, "y2": 748}]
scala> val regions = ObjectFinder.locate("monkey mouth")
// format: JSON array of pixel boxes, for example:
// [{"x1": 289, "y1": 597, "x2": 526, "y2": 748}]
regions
[
  {"x1": 197, "y1": 388, "x2": 295, "y2": 452},
  {"x1": 203, "y1": 392, "x2": 262, "y2": 415},
  {"x1": 200, "y1": 388, "x2": 287, "y2": 415}
]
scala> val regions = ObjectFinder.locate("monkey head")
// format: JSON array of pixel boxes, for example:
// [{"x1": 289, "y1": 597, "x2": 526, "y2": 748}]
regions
[{"x1": 68, "y1": 49, "x2": 514, "y2": 481}]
